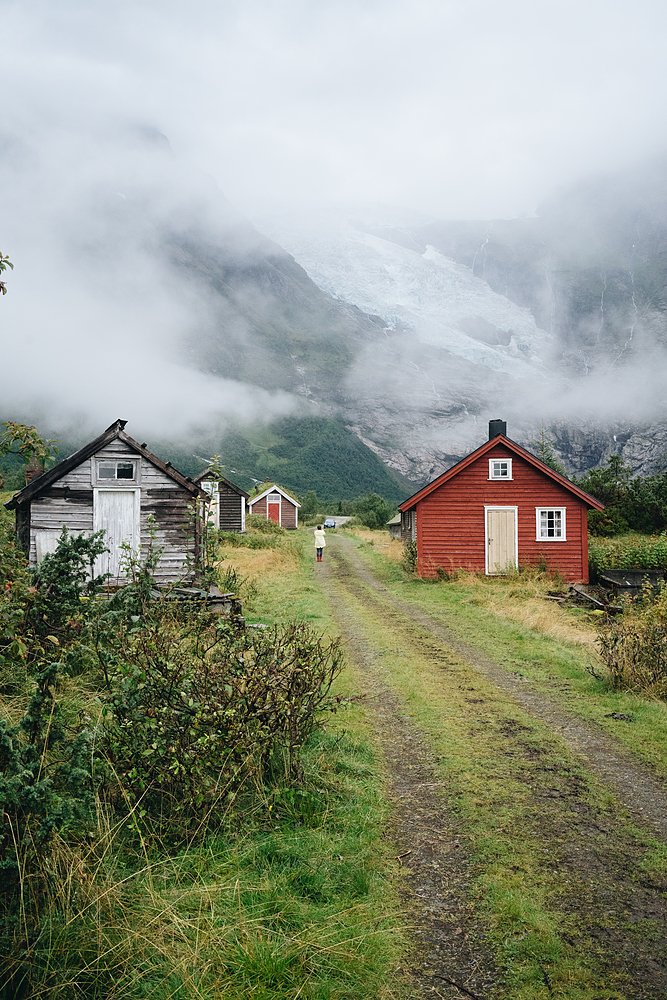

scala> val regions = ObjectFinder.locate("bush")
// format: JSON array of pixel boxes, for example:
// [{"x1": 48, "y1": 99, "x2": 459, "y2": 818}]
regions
[
  {"x1": 588, "y1": 533, "x2": 667, "y2": 575},
  {"x1": 0, "y1": 662, "x2": 102, "y2": 952},
  {"x1": 99, "y1": 613, "x2": 344, "y2": 833},
  {"x1": 245, "y1": 514, "x2": 287, "y2": 535},
  {"x1": 401, "y1": 539, "x2": 418, "y2": 573},
  {"x1": 597, "y1": 585, "x2": 667, "y2": 697}
]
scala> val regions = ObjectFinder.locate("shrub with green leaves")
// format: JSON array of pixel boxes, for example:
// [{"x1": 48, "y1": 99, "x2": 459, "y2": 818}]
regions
[
  {"x1": 597, "y1": 584, "x2": 667, "y2": 697},
  {"x1": 99, "y1": 613, "x2": 343, "y2": 833},
  {"x1": 0, "y1": 663, "x2": 102, "y2": 944},
  {"x1": 588, "y1": 533, "x2": 667, "y2": 575},
  {"x1": 245, "y1": 513, "x2": 287, "y2": 535}
]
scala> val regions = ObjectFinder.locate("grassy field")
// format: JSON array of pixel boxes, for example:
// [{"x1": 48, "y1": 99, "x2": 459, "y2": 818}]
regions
[
  {"x1": 321, "y1": 527, "x2": 667, "y2": 997},
  {"x1": 4, "y1": 511, "x2": 667, "y2": 997},
  {"x1": 350, "y1": 528, "x2": 667, "y2": 779}
]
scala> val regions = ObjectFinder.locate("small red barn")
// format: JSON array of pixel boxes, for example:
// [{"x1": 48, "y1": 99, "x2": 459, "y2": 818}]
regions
[
  {"x1": 247, "y1": 484, "x2": 300, "y2": 529},
  {"x1": 399, "y1": 420, "x2": 604, "y2": 583}
]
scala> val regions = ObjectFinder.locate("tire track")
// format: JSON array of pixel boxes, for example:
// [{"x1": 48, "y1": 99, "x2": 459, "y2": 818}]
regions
[
  {"x1": 329, "y1": 536, "x2": 667, "y2": 840},
  {"x1": 317, "y1": 534, "x2": 667, "y2": 998}
]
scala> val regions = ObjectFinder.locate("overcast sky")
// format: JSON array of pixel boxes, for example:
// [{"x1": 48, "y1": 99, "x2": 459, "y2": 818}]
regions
[
  {"x1": 4, "y1": 0, "x2": 667, "y2": 220},
  {"x1": 2, "y1": 0, "x2": 667, "y2": 443}
]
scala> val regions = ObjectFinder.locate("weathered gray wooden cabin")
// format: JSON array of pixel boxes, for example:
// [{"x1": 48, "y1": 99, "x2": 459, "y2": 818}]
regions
[
  {"x1": 193, "y1": 469, "x2": 249, "y2": 532},
  {"x1": 5, "y1": 419, "x2": 206, "y2": 586}
]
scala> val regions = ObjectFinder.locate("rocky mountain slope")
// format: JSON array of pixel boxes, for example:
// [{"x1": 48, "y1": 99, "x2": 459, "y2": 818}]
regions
[
  {"x1": 8, "y1": 124, "x2": 667, "y2": 491},
  {"x1": 260, "y1": 161, "x2": 667, "y2": 479}
]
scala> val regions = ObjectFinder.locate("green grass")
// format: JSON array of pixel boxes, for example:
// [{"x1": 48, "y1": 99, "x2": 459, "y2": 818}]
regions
[
  {"x1": 325, "y1": 536, "x2": 667, "y2": 998},
  {"x1": 353, "y1": 539, "x2": 667, "y2": 779},
  {"x1": 7, "y1": 727, "x2": 403, "y2": 1000}
]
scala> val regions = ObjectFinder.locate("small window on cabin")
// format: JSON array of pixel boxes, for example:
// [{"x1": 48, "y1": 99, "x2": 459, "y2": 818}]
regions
[
  {"x1": 201, "y1": 481, "x2": 217, "y2": 496},
  {"x1": 489, "y1": 458, "x2": 512, "y2": 480},
  {"x1": 96, "y1": 460, "x2": 137, "y2": 482},
  {"x1": 268, "y1": 493, "x2": 281, "y2": 504},
  {"x1": 536, "y1": 507, "x2": 566, "y2": 540},
  {"x1": 404, "y1": 511, "x2": 412, "y2": 529}
]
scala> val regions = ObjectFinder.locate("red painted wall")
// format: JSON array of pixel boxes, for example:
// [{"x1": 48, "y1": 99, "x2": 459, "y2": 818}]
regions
[
  {"x1": 416, "y1": 443, "x2": 590, "y2": 582},
  {"x1": 248, "y1": 494, "x2": 298, "y2": 529}
]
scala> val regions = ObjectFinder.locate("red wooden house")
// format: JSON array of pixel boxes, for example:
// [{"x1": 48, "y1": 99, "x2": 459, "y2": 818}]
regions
[
  {"x1": 247, "y1": 484, "x2": 300, "y2": 529},
  {"x1": 399, "y1": 420, "x2": 604, "y2": 583}
]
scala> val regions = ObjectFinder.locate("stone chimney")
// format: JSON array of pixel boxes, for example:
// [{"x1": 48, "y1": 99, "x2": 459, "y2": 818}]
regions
[{"x1": 488, "y1": 419, "x2": 507, "y2": 440}]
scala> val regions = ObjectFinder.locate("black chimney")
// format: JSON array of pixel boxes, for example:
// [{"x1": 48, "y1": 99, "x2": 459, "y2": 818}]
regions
[{"x1": 488, "y1": 419, "x2": 507, "y2": 440}]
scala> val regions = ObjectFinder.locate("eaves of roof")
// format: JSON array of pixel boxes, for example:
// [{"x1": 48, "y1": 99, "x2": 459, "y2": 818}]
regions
[
  {"x1": 4, "y1": 419, "x2": 205, "y2": 510},
  {"x1": 398, "y1": 435, "x2": 605, "y2": 512},
  {"x1": 248, "y1": 484, "x2": 301, "y2": 507},
  {"x1": 192, "y1": 469, "x2": 249, "y2": 499}
]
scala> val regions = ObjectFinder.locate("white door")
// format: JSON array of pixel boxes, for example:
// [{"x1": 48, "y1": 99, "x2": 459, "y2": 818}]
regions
[
  {"x1": 94, "y1": 489, "x2": 139, "y2": 581},
  {"x1": 486, "y1": 507, "x2": 517, "y2": 575}
]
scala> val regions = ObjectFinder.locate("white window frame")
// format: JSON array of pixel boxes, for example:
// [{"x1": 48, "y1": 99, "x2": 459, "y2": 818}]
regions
[
  {"x1": 535, "y1": 506, "x2": 567, "y2": 542},
  {"x1": 488, "y1": 458, "x2": 513, "y2": 480},
  {"x1": 484, "y1": 506, "x2": 518, "y2": 574},
  {"x1": 93, "y1": 458, "x2": 140, "y2": 486}
]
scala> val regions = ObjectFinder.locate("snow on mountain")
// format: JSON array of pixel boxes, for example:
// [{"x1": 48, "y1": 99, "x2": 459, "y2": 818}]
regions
[
  {"x1": 261, "y1": 219, "x2": 555, "y2": 376},
  {"x1": 258, "y1": 217, "x2": 565, "y2": 480}
]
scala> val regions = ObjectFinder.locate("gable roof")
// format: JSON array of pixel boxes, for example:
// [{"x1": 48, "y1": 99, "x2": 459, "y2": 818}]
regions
[
  {"x1": 248, "y1": 484, "x2": 301, "y2": 507},
  {"x1": 4, "y1": 419, "x2": 206, "y2": 510},
  {"x1": 192, "y1": 468, "x2": 249, "y2": 499},
  {"x1": 399, "y1": 434, "x2": 605, "y2": 512}
]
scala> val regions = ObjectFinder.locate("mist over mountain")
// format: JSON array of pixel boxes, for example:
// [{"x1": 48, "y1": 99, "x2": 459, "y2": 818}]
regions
[
  {"x1": 260, "y1": 160, "x2": 667, "y2": 480},
  {"x1": 4, "y1": 116, "x2": 667, "y2": 495}
]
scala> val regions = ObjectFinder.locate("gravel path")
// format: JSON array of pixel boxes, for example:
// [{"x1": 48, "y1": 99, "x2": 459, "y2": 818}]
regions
[
  {"x1": 317, "y1": 533, "x2": 667, "y2": 998},
  {"x1": 334, "y1": 535, "x2": 667, "y2": 841}
]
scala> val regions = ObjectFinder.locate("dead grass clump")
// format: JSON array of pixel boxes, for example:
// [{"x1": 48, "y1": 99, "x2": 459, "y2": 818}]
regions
[
  {"x1": 598, "y1": 585, "x2": 667, "y2": 697},
  {"x1": 218, "y1": 544, "x2": 298, "y2": 578},
  {"x1": 448, "y1": 570, "x2": 598, "y2": 651}
]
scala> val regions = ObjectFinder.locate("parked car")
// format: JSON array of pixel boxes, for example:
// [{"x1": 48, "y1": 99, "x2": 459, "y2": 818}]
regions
[{"x1": 323, "y1": 518, "x2": 336, "y2": 528}]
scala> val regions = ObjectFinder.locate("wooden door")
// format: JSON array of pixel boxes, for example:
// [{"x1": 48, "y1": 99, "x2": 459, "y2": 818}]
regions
[
  {"x1": 486, "y1": 507, "x2": 517, "y2": 575},
  {"x1": 267, "y1": 493, "x2": 281, "y2": 524},
  {"x1": 94, "y1": 489, "x2": 139, "y2": 581}
]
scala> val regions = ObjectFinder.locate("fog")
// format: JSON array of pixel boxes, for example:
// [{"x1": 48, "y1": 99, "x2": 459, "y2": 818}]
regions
[{"x1": 2, "y1": 0, "x2": 667, "y2": 451}]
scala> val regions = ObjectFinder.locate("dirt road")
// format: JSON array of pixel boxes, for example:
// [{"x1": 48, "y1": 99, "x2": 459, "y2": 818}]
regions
[{"x1": 319, "y1": 534, "x2": 667, "y2": 999}]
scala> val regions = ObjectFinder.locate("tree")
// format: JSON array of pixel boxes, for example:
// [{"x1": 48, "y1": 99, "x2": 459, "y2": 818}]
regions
[
  {"x1": 530, "y1": 423, "x2": 567, "y2": 476},
  {"x1": 0, "y1": 423, "x2": 59, "y2": 489},
  {"x1": 0, "y1": 252, "x2": 13, "y2": 294},
  {"x1": 301, "y1": 490, "x2": 320, "y2": 517},
  {"x1": 0, "y1": 422, "x2": 58, "y2": 467}
]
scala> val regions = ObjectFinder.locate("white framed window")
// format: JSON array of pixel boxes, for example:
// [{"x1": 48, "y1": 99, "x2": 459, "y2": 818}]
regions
[
  {"x1": 536, "y1": 507, "x2": 566, "y2": 541},
  {"x1": 95, "y1": 459, "x2": 139, "y2": 484},
  {"x1": 489, "y1": 458, "x2": 512, "y2": 480}
]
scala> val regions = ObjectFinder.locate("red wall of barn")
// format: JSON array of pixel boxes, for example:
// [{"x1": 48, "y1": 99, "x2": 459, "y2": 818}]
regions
[
  {"x1": 248, "y1": 495, "x2": 298, "y2": 529},
  {"x1": 416, "y1": 443, "x2": 589, "y2": 583}
]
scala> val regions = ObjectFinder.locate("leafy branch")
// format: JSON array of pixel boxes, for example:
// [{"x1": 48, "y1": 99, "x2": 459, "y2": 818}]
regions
[{"x1": 0, "y1": 251, "x2": 13, "y2": 295}]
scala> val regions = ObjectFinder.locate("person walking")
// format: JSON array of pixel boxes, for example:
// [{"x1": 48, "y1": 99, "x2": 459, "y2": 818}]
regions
[{"x1": 314, "y1": 524, "x2": 326, "y2": 562}]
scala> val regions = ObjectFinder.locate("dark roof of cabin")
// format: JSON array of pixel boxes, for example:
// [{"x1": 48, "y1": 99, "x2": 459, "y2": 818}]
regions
[
  {"x1": 4, "y1": 419, "x2": 206, "y2": 510},
  {"x1": 192, "y1": 468, "x2": 249, "y2": 499},
  {"x1": 399, "y1": 434, "x2": 605, "y2": 512}
]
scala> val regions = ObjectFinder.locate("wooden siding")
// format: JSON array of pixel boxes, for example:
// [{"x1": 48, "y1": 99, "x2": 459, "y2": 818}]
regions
[
  {"x1": 281, "y1": 499, "x2": 298, "y2": 529},
  {"x1": 28, "y1": 440, "x2": 197, "y2": 584},
  {"x1": 248, "y1": 493, "x2": 298, "y2": 529},
  {"x1": 219, "y1": 483, "x2": 244, "y2": 532},
  {"x1": 249, "y1": 496, "x2": 267, "y2": 518},
  {"x1": 416, "y1": 443, "x2": 590, "y2": 583}
]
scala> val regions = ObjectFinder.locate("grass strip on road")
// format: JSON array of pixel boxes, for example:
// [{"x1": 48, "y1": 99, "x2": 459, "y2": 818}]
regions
[
  {"x1": 353, "y1": 534, "x2": 667, "y2": 780},
  {"x1": 323, "y1": 535, "x2": 667, "y2": 999}
]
